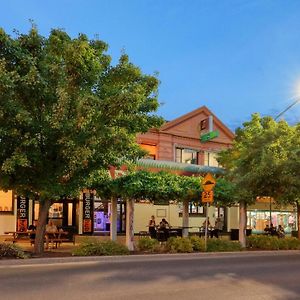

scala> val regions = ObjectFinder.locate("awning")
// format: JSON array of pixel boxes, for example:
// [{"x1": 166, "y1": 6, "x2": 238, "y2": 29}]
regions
[{"x1": 136, "y1": 159, "x2": 225, "y2": 175}]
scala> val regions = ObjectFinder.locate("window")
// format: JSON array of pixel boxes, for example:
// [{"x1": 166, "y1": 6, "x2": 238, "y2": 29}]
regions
[
  {"x1": 176, "y1": 148, "x2": 198, "y2": 164},
  {"x1": 0, "y1": 190, "x2": 14, "y2": 213},
  {"x1": 204, "y1": 151, "x2": 219, "y2": 167},
  {"x1": 140, "y1": 144, "x2": 157, "y2": 160},
  {"x1": 48, "y1": 203, "x2": 64, "y2": 227},
  {"x1": 178, "y1": 202, "x2": 205, "y2": 216}
]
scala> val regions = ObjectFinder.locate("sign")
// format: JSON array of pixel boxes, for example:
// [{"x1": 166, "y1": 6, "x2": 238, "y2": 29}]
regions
[
  {"x1": 200, "y1": 130, "x2": 219, "y2": 142},
  {"x1": 202, "y1": 191, "x2": 214, "y2": 203},
  {"x1": 201, "y1": 173, "x2": 216, "y2": 192},
  {"x1": 256, "y1": 197, "x2": 275, "y2": 204},
  {"x1": 83, "y1": 192, "x2": 94, "y2": 234},
  {"x1": 16, "y1": 196, "x2": 29, "y2": 232}
]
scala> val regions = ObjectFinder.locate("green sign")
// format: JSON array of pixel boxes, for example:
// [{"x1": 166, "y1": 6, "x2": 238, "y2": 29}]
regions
[{"x1": 200, "y1": 130, "x2": 219, "y2": 142}]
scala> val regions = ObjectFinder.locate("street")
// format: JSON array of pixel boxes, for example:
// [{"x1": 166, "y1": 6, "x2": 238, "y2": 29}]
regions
[{"x1": 0, "y1": 251, "x2": 300, "y2": 300}]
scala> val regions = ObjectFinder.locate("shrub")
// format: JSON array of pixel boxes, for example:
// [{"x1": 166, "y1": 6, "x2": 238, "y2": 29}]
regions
[
  {"x1": 0, "y1": 243, "x2": 28, "y2": 259},
  {"x1": 207, "y1": 239, "x2": 242, "y2": 252},
  {"x1": 246, "y1": 235, "x2": 300, "y2": 250},
  {"x1": 72, "y1": 241, "x2": 130, "y2": 256},
  {"x1": 137, "y1": 237, "x2": 160, "y2": 252},
  {"x1": 285, "y1": 237, "x2": 300, "y2": 250},
  {"x1": 166, "y1": 237, "x2": 193, "y2": 253},
  {"x1": 189, "y1": 236, "x2": 205, "y2": 252}
]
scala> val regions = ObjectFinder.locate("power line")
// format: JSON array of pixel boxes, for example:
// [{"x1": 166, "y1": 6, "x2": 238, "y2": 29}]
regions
[{"x1": 274, "y1": 98, "x2": 300, "y2": 121}]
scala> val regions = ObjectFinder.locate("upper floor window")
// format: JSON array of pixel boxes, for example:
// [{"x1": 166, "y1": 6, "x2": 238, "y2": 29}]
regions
[
  {"x1": 0, "y1": 190, "x2": 14, "y2": 213},
  {"x1": 176, "y1": 148, "x2": 198, "y2": 164},
  {"x1": 204, "y1": 151, "x2": 219, "y2": 167},
  {"x1": 140, "y1": 144, "x2": 157, "y2": 160}
]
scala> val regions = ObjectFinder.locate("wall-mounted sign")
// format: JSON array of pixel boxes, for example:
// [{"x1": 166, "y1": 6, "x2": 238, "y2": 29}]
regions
[
  {"x1": 16, "y1": 196, "x2": 29, "y2": 232},
  {"x1": 200, "y1": 130, "x2": 219, "y2": 143},
  {"x1": 83, "y1": 192, "x2": 94, "y2": 234}
]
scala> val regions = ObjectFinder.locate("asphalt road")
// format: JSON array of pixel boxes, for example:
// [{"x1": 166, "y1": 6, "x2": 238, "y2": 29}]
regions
[{"x1": 1, "y1": 251, "x2": 300, "y2": 300}]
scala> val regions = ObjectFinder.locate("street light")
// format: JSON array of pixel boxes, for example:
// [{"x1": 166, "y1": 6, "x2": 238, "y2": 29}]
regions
[{"x1": 275, "y1": 97, "x2": 300, "y2": 121}]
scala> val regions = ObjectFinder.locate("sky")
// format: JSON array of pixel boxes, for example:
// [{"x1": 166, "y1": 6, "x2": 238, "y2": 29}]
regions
[{"x1": 1, "y1": 0, "x2": 300, "y2": 131}]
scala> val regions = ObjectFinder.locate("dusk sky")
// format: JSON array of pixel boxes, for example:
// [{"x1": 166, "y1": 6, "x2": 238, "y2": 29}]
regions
[{"x1": 1, "y1": 0, "x2": 300, "y2": 130}]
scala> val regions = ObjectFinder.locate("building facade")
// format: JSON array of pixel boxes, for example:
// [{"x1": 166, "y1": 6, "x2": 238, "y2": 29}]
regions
[{"x1": 0, "y1": 106, "x2": 297, "y2": 236}]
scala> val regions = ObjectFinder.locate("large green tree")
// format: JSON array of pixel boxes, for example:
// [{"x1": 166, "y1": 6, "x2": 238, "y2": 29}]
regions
[
  {"x1": 0, "y1": 26, "x2": 163, "y2": 254},
  {"x1": 218, "y1": 113, "x2": 300, "y2": 246}
]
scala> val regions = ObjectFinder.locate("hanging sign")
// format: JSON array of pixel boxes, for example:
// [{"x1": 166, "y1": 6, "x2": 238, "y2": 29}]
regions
[
  {"x1": 16, "y1": 196, "x2": 29, "y2": 232},
  {"x1": 83, "y1": 192, "x2": 94, "y2": 234}
]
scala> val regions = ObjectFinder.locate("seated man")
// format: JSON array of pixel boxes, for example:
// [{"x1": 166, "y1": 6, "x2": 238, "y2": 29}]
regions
[
  {"x1": 264, "y1": 224, "x2": 270, "y2": 235},
  {"x1": 158, "y1": 218, "x2": 170, "y2": 241},
  {"x1": 28, "y1": 220, "x2": 37, "y2": 244}
]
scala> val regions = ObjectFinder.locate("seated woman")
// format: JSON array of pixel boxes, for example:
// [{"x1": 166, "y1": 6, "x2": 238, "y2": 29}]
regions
[{"x1": 45, "y1": 220, "x2": 58, "y2": 249}]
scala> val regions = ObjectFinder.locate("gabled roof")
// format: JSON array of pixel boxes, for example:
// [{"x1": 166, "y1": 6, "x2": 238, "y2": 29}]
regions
[{"x1": 160, "y1": 105, "x2": 234, "y2": 140}]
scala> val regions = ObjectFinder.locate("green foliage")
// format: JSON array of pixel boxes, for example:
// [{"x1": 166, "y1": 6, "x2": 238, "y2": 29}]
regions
[
  {"x1": 166, "y1": 237, "x2": 193, "y2": 253},
  {"x1": 0, "y1": 243, "x2": 28, "y2": 259},
  {"x1": 72, "y1": 241, "x2": 130, "y2": 256},
  {"x1": 189, "y1": 236, "x2": 205, "y2": 252},
  {"x1": 93, "y1": 170, "x2": 203, "y2": 203},
  {"x1": 206, "y1": 239, "x2": 242, "y2": 252},
  {"x1": 0, "y1": 26, "x2": 163, "y2": 200},
  {"x1": 246, "y1": 235, "x2": 300, "y2": 250},
  {"x1": 218, "y1": 114, "x2": 300, "y2": 206},
  {"x1": 137, "y1": 237, "x2": 160, "y2": 252},
  {"x1": 213, "y1": 177, "x2": 236, "y2": 207}
]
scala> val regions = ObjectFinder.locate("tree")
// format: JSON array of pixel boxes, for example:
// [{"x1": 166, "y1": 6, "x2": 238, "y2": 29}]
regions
[
  {"x1": 218, "y1": 113, "x2": 300, "y2": 246},
  {"x1": 0, "y1": 26, "x2": 163, "y2": 254}
]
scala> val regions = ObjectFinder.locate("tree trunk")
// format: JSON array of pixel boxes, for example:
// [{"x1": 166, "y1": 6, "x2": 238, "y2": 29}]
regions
[
  {"x1": 34, "y1": 198, "x2": 51, "y2": 255},
  {"x1": 182, "y1": 199, "x2": 189, "y2": 237},
  {"x1": 110, "y1": 197, "x2": 117, "y2": 242},
  {"x1": 239, "y1": 200, "x2": 247, "y2": 248},
  {"x1": 297, "y1": 202, "x2": 300, "y2": 240},
  {"x1": 126, "y1": 198, "x2": 135, "y2": 251}
]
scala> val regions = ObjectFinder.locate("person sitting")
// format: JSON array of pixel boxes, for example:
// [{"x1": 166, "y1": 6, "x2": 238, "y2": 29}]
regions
[
  {"x1": 270, "y1": 223, "x2": 277, "y2": 236},
  {"x1": 264, "y1": 224, "x2": 270, "y2": 235},
  {"x1": 158, "y1": 218, "x2": 170, "y2": 241},
  {"x1": 277, "y1": 225, "x2": 285, "y2": 238},
  {"x1": 45, "y1": 220, "x2": 58, "y2": 249},
  {"x1": 28, "y1": 220, "x2": 37, "y2": 245}
]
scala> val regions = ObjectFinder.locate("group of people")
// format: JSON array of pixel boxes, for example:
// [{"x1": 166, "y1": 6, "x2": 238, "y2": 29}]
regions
[
  {"x1": 264, "y1": 224, "x2": 285, "y2": 238},
  {"x1": 28, "y1": 219, "x2": 60, "y2": 248},
  {"x1": 148, "y1": 215, "x2": 224, "y2": 240},
  {"x1": 202, "y1": 217, "x2": 224, "y2": 238},
  {"x1": 148, "y1": 215, "x2": 170, "y2": 239}
]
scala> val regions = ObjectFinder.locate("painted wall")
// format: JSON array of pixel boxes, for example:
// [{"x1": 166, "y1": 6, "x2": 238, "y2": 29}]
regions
[{"x1": 0, "y1": 199, "x2": 17, "y2": 235}]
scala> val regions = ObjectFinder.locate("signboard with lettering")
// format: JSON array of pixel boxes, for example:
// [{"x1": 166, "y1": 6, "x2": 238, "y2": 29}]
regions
[
  {"x1": 83, "y1": 192, "x2": 94, "y2": 234},
  {"x1": 201, "y1": 191, "x2": 214, "y2": 203},
  {"x1": 200, "y1": 130, "x2": 219, "y2": 143},
  {"x1": 16, "y1": 196, "x2": 29, "y2": 232}
]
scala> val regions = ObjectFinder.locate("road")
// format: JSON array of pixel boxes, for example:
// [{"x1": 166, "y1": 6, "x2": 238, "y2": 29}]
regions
[{"x1": 0, "y1": 251, "x2": 300, "y2": 300}]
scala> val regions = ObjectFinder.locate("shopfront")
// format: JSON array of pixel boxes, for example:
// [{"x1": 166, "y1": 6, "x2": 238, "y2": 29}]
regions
[
  {"x1": 93, "y1": 198, "x2": 126, "y2": 234},
  {"x1": 247, "y1": 209, "x2": 297, "y2": 234}
]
